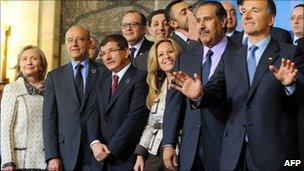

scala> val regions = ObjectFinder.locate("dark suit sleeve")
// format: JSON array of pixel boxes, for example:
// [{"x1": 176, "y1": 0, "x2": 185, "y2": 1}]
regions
[
  {"x1": 107, "y1": 74, "x2": 149, "y2": 158},
  {"x1": 162, "y1": 56, "x2": 187, "y2": 147},
  {"x1": 162, "y1": 88, "x2": 186, "y2": 147},
  {"x1": 86, "y1": 87, "x2": 101, "y2": 144},
  {"x1": 43, "y1": 73, "x2": 60, "y2": 161}
]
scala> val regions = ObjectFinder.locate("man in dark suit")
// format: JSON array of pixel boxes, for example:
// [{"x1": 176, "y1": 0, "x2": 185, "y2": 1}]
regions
[
  {"x1": 165, "y1": 0, "x2": 191, "y2": 50},
  {"x1": 87, "y1": 34, "x2": 149, "y2": 170},
  {"x1": 171, "y1": 0, "x2": 304, "y2": 170},
  {"x1": 162, "y1": 2, "x2": 238, "y2": 171},
  {"x1": 43, "y1": 26, "x2": 101, "y2": 171},
  {"x1": 121, "y1": 10, "x2": 153, "y2": 71},
  {"x1": 290, "y1": 4, "x2": 304, "y2": 45},
  {"x1": 221, "y1": 1, "x2": 240, "y2": 37},
  {"x1": 232, "y1": 0, "x2": 292, "y2": 45}
]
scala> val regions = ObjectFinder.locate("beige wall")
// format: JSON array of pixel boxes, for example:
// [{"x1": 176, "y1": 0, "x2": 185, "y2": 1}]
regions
[{"x1": 0, "y1": 0, "x2": 60, "y2": 82}]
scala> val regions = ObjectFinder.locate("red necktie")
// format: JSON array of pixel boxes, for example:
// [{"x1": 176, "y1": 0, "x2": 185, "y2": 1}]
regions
[{"x1": 111, "y1": 75, "x2": 119, "y2": 97}]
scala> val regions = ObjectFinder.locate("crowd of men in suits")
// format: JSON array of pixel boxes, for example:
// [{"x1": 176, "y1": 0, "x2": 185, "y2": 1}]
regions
[{"x1": 39, "y1": 0, "x2": 303, "y2": 171}]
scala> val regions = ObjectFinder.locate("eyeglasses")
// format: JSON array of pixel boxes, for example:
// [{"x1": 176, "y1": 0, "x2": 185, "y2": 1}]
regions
[
  {"x1": 66, "y1": 37, "x2": 88, "y2": 44},
  {"x1": 99, "y1": 48, "x2": 123, "y2": 58},
  {"x1": 121, "y1": 22, "x2": 142, "y2": 29}
]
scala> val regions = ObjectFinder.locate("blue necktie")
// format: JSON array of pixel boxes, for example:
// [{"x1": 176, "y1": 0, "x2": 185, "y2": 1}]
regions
[
  {"x1": 130, "y1": 47, "x2": 137, "y2": 60},
  {"x1": 75, "y1": 64, "x2": 84, "y2": 102},
  {"x1": 247, "y1": 45, "x2": 259, "y2": 85},
  {"x1": 202, "y1": 50, "x2": 214, "y2": 85}
]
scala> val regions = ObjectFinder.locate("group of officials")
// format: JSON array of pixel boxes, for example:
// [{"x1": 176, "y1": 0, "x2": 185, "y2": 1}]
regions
[{"x1": 1, "y1": 0, "x2": 303, "y2": 171}]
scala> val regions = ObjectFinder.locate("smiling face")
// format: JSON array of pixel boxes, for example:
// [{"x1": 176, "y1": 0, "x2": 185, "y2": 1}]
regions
[
  {"x1": 149, "y1": 13, "x2": 172, "y2": 41},
  {"x1": 156, "y1": 41, "x2": 177, "y2": 73},
  {"x1": 121, "y1": 12, "x2": 146, "y2": 45},
  {"x1": 241, "y1": 0, "x2": 274, "y2": 39},
  {"x1": 19, "y1": 48, "x2": 42, "y2": 79},
  {"x1": 100, "y1": 41, "x2": 129, "y2": 73},
  {"x1": 65, "y1": 26, "x2": 91, "y2": 61},
  {"x1": 196, "y1": 4, "x2": 226, "y2": 48}
]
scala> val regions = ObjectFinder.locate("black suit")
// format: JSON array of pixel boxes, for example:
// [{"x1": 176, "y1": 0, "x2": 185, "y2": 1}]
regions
[
  {"x1": 43, "y1": 59, "x2": 101, "y2": 170},
  {"x1": 171, "y1": 31, "x2": 188, "y2": 50},
  {"x1": 198, "y1": 38, "x2": 304, "y2": 170},
  {"x1": 231, "y1": 27, "x2": 292, "y2": 45},
  {"x1": 163, "y1": 38, "x2": 238, "y2": 170},
  {"x1": 297, "y1": 37, "x2": 304, "y2": 52},
  {"x1": 87, "y1": 65, "x2": 149, "y2": 170},
  {"x1": 133, "y1": 38, "x2": 154, "y2": 71}
]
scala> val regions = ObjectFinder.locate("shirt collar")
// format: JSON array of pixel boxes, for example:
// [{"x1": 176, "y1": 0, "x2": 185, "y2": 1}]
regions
[
  {"x1": 203, "y1": 36, "x2": 228, "y2": 59},
  {"x1": 226, "y1": 30, "x2": 236, "y2": 37},
  {"x1": 174, "y1": 31, "x2": 188, "y2": 42},
  {"x1": 247, "y1": 35, "x2": 271, "y2": 50},
  {"x1": 71, "y1": 57, "x2": 89, "y2": 70},
  {"x1": 112, "y1": 63, "x2": 131, "y2": 83},
  {"x1": 294, "y1": 35, "x2": 300, "y2": 45},
  {"x1": 129, "y1": 37, "x2": 145, "y2": 50}
]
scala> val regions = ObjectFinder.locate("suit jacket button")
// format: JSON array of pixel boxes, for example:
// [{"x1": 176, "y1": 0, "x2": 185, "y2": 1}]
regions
[{"x1": 197, "y1": 125, "x2": 201, "y2": 129}]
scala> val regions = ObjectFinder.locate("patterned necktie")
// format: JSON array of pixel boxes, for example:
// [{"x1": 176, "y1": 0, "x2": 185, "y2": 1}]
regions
[
  {"x1": 75, "y1": 64, "x2": 84, "y2": 102},
  {"x1": 202, "y1": 49, "x2": 214, "y2": 85},
  {"x1": 111, "y1": 75, "x2": 119, "y2": 97},
  {"x1": 247, "y1": 45, "x2": 259, "y2": 85},
  {"x1": 130, "y1": 47, "x2": 137, "y2": 60}
]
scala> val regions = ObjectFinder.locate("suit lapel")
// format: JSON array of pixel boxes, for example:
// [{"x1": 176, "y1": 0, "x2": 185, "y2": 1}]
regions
[
  {"x1": 80, "y1": 60, "x2": 99, "y2": 111},
  {"x1": 247, "y1": 39, "x2": 279, "y2": 101},
  {"x1": 236, "y1": 45, "x2": 250, "y2": 92},
  {"x1": 106, "y1": 66, "x2": 134, "y2": 112},
  {"x1": 137, "y1": 38, "x2": 152, "y2": 57},
  {"x1": 63, "y1": 63, "x2": 80, "y2": 106},
  {"x1": 99, "y1": 71, "x2": 111, "y2": 110},
  {"x1": 183, "y1": 45, "x2": 202, "y2": 76}
]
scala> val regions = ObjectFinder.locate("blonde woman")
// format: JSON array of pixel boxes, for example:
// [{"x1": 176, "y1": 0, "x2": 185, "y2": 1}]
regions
[
  {"x1": 1, "y1": 45, "x2": 48, "y2": 170},
  {"x1": 134, "y1": 38, "x2": 181, "y2": 171}
]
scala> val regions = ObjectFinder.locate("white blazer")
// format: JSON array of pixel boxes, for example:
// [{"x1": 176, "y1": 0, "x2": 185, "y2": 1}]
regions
[{"x1": 1, "y1": 77, "x2": 46, "y2": 169}]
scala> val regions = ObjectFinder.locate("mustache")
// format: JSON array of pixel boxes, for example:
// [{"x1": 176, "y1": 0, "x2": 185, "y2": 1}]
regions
[{"x1": 199, "y1": 29, "x2": 210, "y2": 34}]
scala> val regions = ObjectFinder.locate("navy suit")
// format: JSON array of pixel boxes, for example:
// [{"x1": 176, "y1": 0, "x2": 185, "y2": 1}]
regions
[
  {"x1": 87, "y1": 65, "x2": 149, "y2": 171},
  {"x1": 133, "y1": 38, "x2": 154, "y2": 71},
  {"x1": 163, "y1": 39, "x2": 238, "y2": 171},
  {"x1": 231, "y1": 27, "x2": 292, "y2": 45},
  {"x1": 198, "y1": 38, "x2": 304, "y2": 170},
  {"x1": 43, "y1": 60, "x2": 101, "y2": 170}
]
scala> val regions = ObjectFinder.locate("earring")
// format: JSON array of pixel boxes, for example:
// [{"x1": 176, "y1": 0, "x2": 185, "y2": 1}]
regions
[{"x1": 155, "y1": 70, "x2": 164, "y2": 80}]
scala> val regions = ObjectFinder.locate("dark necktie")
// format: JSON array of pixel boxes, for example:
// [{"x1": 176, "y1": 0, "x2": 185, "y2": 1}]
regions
[
  {"x1": 75, "y1": 64, "x2": 84, "y2": 102},
  {"x1": 130, "y1": 47, "x2": 137, "y2": 60},
  {"x1": 247, "y1": 45, "x2": 259, "y2": 85},
  {"x1": 202, "y1": 49, "x2": 214, "y2": 85},
  {"x1": 111, "y1": 75, "x2": 119, "y2": 97}
]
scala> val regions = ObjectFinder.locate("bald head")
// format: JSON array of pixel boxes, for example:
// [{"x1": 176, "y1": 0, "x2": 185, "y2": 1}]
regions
[
  {"x1": 65, "y1": 26, "x2": 91, "y2": 62},
  {"x1": 65, "y1": 26, "x2": 90, "y2": 40}
]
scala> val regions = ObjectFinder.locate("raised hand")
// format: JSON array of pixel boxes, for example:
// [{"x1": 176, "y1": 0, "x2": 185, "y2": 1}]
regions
[
  {"x1": 183, "y1": 9, "x2": 200, "y2": 41},
  {"x1": 269, "y1": 58, "x2": 298, "y2": 86},
  {"x1": 91, "y1": 142, "x2": 111, "y2": 161},
  {"x1": 171, "y1": 71, "x2": 203, "y2": 100}
]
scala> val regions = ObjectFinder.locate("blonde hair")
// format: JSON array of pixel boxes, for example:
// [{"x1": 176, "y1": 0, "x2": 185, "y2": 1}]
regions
[
  {"x1": 15, "y1": 45, "x2": 48, "y2": 81},
  {"x1": 146, "y1": 38, "x2": 181, "y2": 109}
]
